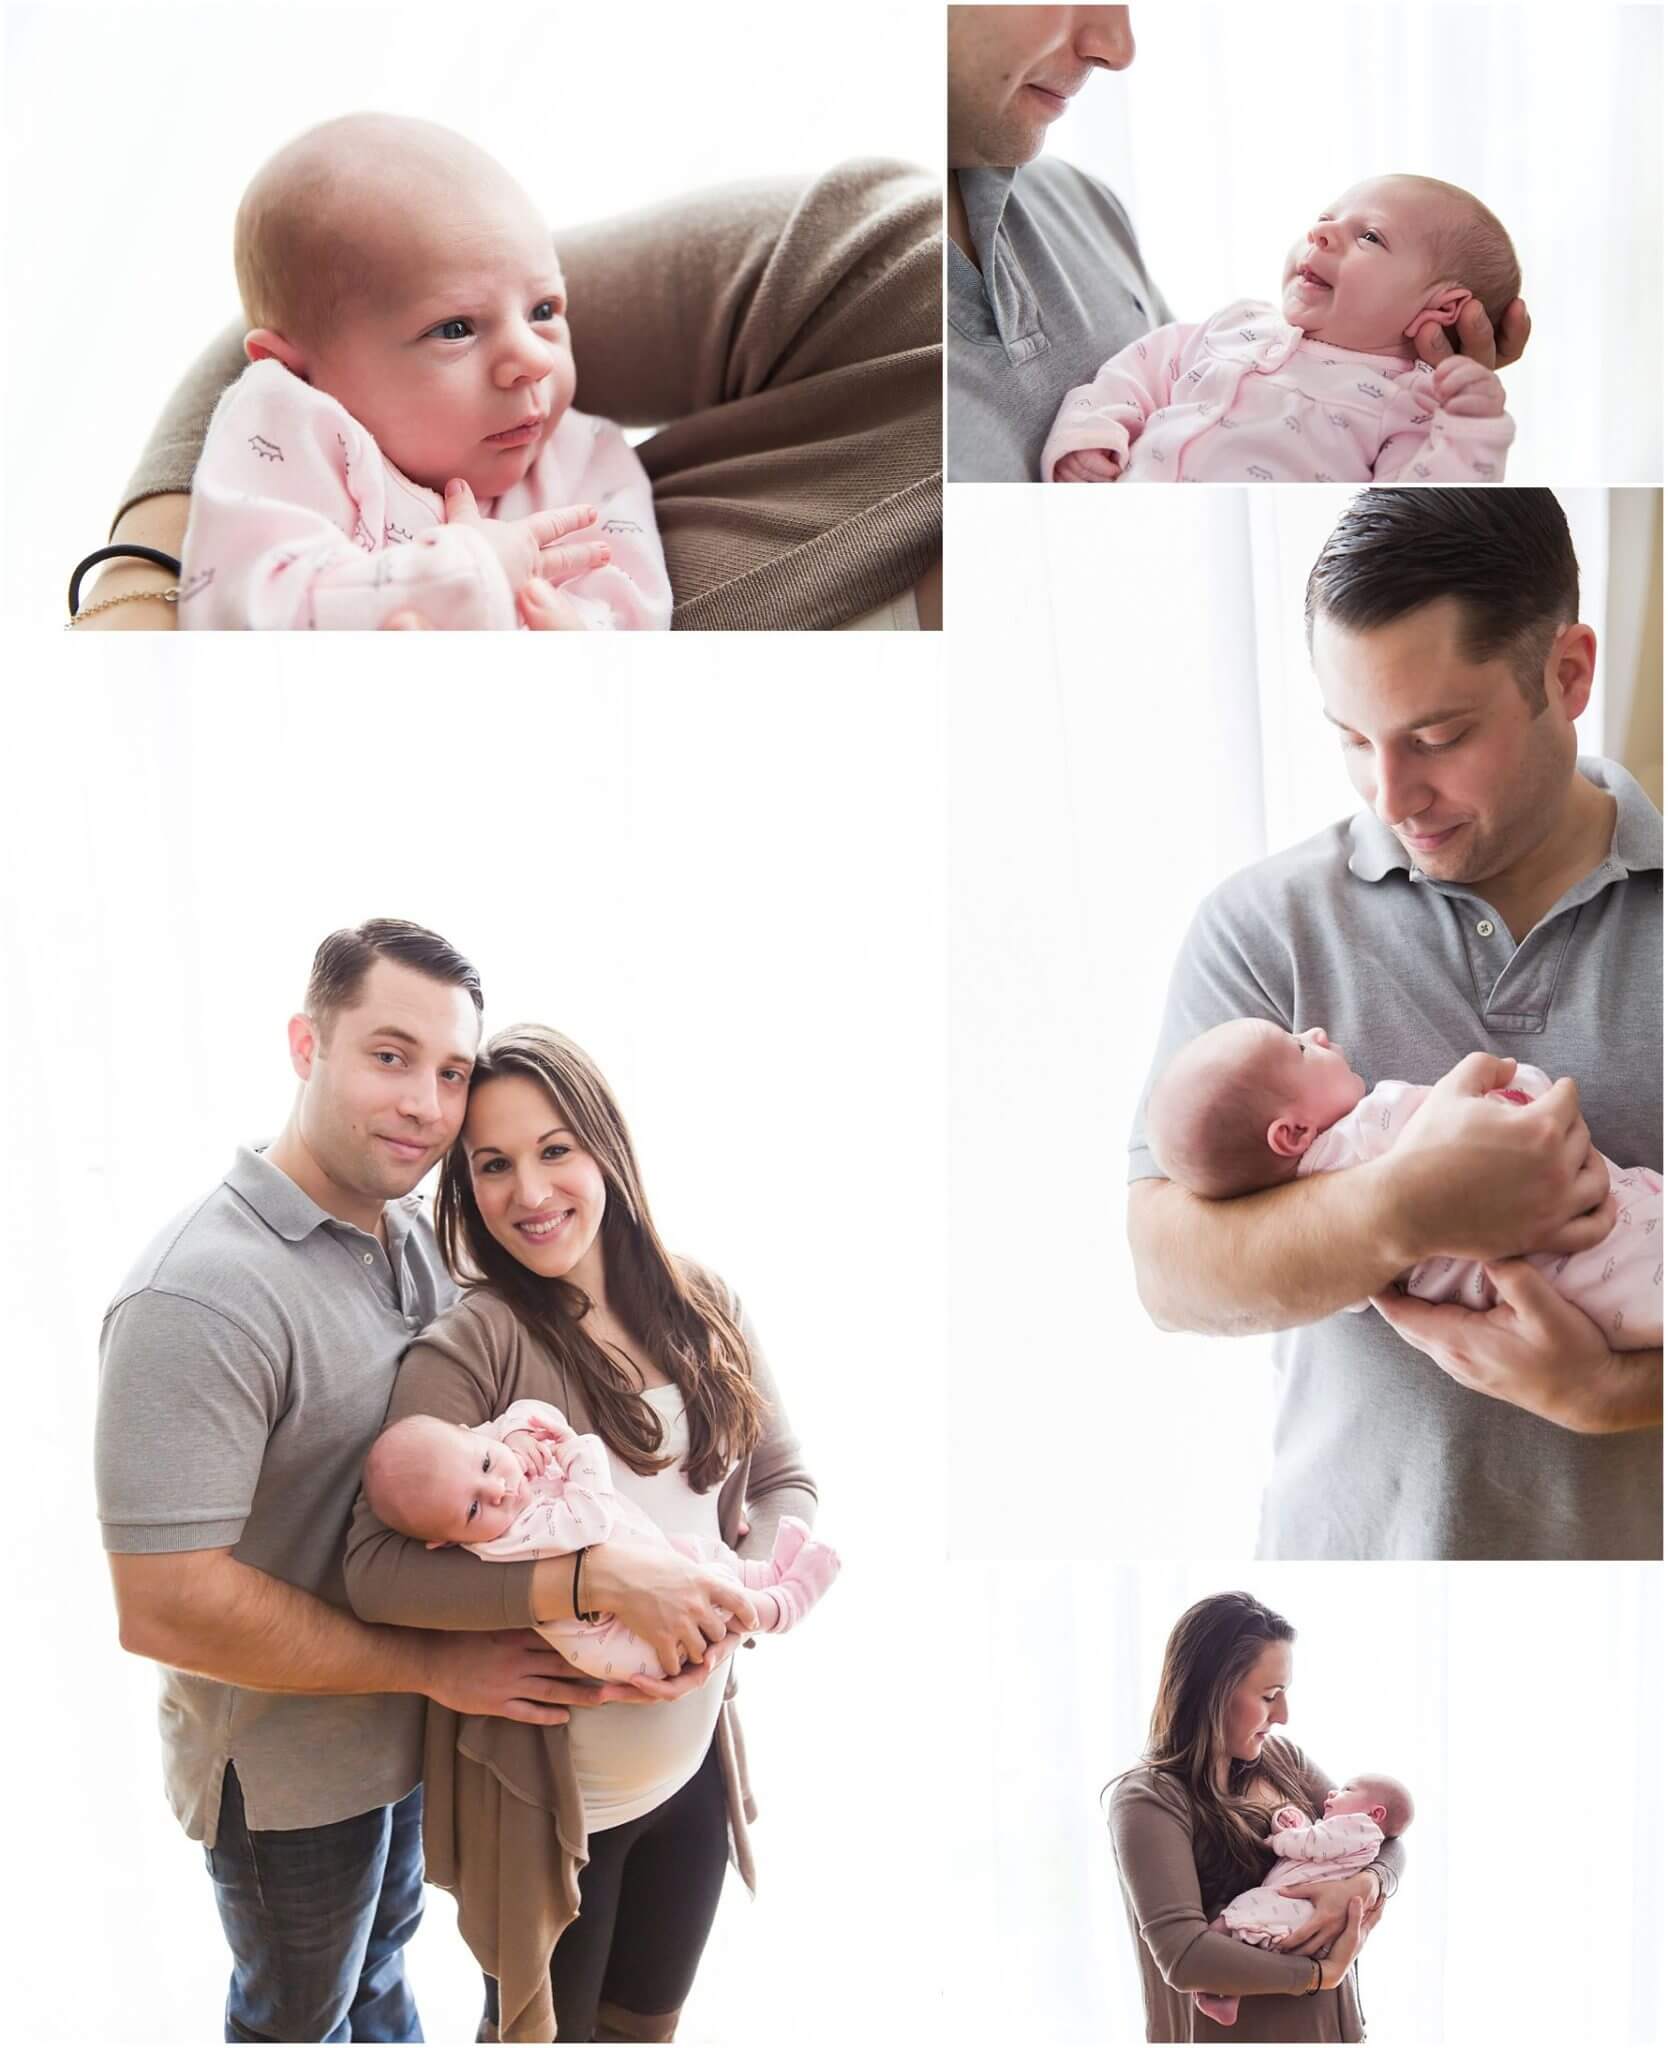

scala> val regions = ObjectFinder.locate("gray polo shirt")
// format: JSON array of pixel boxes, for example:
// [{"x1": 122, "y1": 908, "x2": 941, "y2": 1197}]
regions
[
  {"x1": 96, "y1": 1146, "x2": 457, "y2": 1842},
  {"x1": 1129, "y1": 759, "x2": 1663, "y2": 1562},
  {"x1": 948, "y1": 157, "x2": 1172, "y2": 482}
]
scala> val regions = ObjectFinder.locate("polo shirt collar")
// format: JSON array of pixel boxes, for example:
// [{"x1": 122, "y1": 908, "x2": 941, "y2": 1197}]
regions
[
  {"x1": 956, "y1": 166, "x2": 1018, "y2": 286},
  {"x1": 225, "y1": 1143, "x2": 401, "y2": 1248},
  {"x1": 1346, "y1": 755, "x2": 1663, "y2": 883}
]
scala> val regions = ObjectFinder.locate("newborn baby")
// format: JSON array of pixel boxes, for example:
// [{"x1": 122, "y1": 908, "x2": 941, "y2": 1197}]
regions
[
  {"x1": 1042, "y1": 175, "x2": 1518, "y2": 485},
  {"x1": 179, "y1": 114, "x2": 672, "y2": 630},
  {"x1": 1147, "y1": 1023, "x2": 1663, "y2": 1346},
  {"x1": 364, "y1": 1398, "x2": 840, "y2": 1680},
  {"x1": 1195, "y1": 1775, "x2": 1413, "y2": 2028}
]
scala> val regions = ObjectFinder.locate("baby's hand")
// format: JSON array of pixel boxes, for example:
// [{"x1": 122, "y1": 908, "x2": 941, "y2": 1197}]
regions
[
  {"x1": 443, "y1": 480, "x2": 612, "y2": 588},
  {"x1": 1053, "y1": 448, "x2": 1122, "y2": 483},
  {"x1": 503, "y1": 1428, "x2": 556, "y2": 1479},
  {"x1": 1430, "y1": 356, "x2": 1506, "y2": 420}
]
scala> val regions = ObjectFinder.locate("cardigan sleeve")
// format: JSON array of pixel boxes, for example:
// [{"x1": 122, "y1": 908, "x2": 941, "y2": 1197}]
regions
[
  {"x1": 719, "y1": 1282, "x2": 818, "y2": 1561},
  {"x1": 341, "y1": 1299, "x2": 542, "y2": 1632},
  {"x1": 1108, "y1": 1771, "x2": 1317, "y2": 1997}
]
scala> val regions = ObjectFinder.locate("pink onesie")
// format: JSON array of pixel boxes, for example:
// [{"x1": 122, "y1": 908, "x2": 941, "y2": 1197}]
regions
[
  {"x1": 1195, "y1": 1807, "x2": 1384, "y2": 2027},
  {"x1": 178, "y1": 360, "x2": 672, "y2": 630},
  {"x1": 465, "y1": 1399, "x2": 837, "y2": 1680},
  {"x1": 1299, "y1": 1065, "x2": 1663, "y2": 1346},
  {"x1": 1039, "y1": 299, "x2": 1514, "y2": 485}
]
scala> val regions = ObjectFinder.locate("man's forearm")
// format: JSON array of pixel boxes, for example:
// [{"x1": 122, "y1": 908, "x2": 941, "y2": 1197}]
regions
[
  {"x1": 110, "y1": 1550, "x2": 433, "y2": 1698},
  {"x1": 1128, "y1": 1168, "x2": 1412, "y2": 1337}
]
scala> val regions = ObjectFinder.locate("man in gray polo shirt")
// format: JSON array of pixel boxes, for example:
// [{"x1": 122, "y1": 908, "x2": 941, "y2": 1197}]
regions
[
  {"x1": 1129, "y1": 491, "x2": 1662, "y2": 1561},
  {"x1": 947, "y1": 7, "x2": 1531, "y2": 482},
  {"x1": 97, "y1": 921, "x2": 622, "y2": 2041}
]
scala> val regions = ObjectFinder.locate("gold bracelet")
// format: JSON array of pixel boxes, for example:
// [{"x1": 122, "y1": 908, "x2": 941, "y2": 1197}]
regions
[{"x1": 66, "y1": 585, "x2": 181, "y2": 629}]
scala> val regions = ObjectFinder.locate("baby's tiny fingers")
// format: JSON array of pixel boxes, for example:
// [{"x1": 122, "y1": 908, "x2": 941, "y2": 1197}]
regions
[
  {"x1": 537, "y1": 541, "x2": 612, "y2": 584},
  {"x1": 533, "y1": 503, "x2": 599, "y2": 545}
]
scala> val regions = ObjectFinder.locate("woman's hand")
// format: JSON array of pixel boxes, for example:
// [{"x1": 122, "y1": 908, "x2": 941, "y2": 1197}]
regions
[
  {"x1": 1314, "y1": 1894, "x2": 1368, "y2": 1991},
  {"x1": 625, "y1": 1628, "x2": 747, "y2": 1698},
  {"x1": 1275, "y1": 1872, "x2": 1380, "y2": 1957},
  {"x1": 582, "y1": 1540, "x2": 759, "y2": 1676}
]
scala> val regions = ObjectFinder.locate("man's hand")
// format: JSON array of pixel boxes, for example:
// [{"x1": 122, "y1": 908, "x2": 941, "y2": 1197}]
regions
[
  {"x1": 422, "y1": 1628, "x2": 664, "y2": 1724},
  {"x1": 1413, "y1": 294, "x2": 1531, "y2": 371},
  {"x1": 1378, "y1": 1055, "x2": 1615, "y2": 1266},
  {"x1": 1053, "y1": 448, "x2": 1122, "y2": 482},
  {"x1": 442, "y1": 479, "x2": 610, "y2": 589},
  {"x1": 1430, "y1": 355, "x2": 1506, "y2": 419},
  {"x1": 1373, "y1": 1259, "x2": 1660, "y2": 1434}
]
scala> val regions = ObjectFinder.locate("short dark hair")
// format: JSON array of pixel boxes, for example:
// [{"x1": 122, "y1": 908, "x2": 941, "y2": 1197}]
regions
[
  {"x1": 1304, "y1": 489, "x2": 1579, "y2": 711},
  {"x1": 304, "y1": 919, "x2": 483, "y2": 1036}
]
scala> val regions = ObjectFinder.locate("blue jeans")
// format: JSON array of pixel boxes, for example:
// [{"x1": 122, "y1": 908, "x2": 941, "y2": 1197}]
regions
[{"x1": 204, "y1": 1762, "x2": 425, "y2": 2043}]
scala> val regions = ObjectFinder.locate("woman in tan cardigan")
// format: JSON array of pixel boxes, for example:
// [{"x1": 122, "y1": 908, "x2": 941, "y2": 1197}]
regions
[
  {"x1": 1107, "y1": 1593, "x2": 1406, "y2": 2043},
  {"x1": 343, "y1": 1023, "x2": 820, "y2": 2042}
]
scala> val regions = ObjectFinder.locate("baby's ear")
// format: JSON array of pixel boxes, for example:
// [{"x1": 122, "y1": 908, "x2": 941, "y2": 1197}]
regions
[
  {"x1": 424, "y1": 1538, "x2": 456, "y2": 1551},
  {"x1": 244, "y1": 327, "x2": 309, "y2": 377},
  {"x1": 1404, "y1": 286, "x2": 1475, "y2": 343},
  {"x1": 1267, "y1": 1116, "x2": 1313, "y2": 1160}
]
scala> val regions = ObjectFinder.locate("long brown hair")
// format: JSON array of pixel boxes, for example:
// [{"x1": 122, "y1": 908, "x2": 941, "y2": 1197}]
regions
[
  {"x1": 1143, "y1": 1592, "x2": 1311, "y2": 1917},
  {"x1": 435, "y1": 1024, "x2": 764, "y2": 1491}
]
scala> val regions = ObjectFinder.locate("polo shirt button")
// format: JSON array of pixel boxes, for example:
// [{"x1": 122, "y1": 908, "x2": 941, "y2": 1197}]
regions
[
  {"x1": 1476, "y1": 918, "x2": 1496, "y2": 937},
  {"x1": 363, "y1": 1251, "x2": 375, "y2": 1265}
]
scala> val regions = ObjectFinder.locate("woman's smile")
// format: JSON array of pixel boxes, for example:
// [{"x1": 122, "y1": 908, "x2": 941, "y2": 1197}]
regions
[{"x1": 516, "y1": 1205, "x2": 575, "y2": 1243}]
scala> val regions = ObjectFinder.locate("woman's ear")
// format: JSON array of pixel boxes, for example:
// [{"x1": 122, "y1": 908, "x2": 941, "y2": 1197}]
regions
[
  {"x1": 1404, "y1": 286, "x2": 1475, "y2": 343},
  {"x1": 244, "y1": 327, "x2": 309, "y2": 377}
]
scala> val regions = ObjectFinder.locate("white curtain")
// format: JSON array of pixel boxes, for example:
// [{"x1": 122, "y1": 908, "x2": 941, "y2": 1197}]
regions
[
  {"x1": 0, "y1": 642, "x2": 947, "y2": 2043},
  {"x1": 1047, "y1": 1, "x2": 1662, "y2": 483},
  {"x1": 945, "y1": 1562, "x2": 1665, "y2": 2045},
  {"x1": 947, "y1": 486, "x2": 1623, "y2": 1563}
]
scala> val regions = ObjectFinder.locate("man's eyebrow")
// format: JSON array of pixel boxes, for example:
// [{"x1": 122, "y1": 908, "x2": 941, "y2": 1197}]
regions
[
  {"x1": 1322, "y1": 704, "x2": 1474, "y2": 735},
  {"x1": 363, "y1": 1024, "x2": 475, "y2": 1066}
]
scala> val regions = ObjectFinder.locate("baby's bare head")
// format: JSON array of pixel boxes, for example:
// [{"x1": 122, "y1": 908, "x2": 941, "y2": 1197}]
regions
[
  {"x1": 1325, "y1": 1772, "x2": 1415, "y2": 1836},
  {"x1": 234, "y1": 114, "x2": 547, "y2": 351},
  {"x1": 1395, "y1": 174, "x2": 1521, "y2": 327},
  {"x1": 1146, "y1": 1020, "x2": 1306, "y2": 1198},
  {"x1": 362, "y1": 1414, "x2": 472, "y2": 1543}
]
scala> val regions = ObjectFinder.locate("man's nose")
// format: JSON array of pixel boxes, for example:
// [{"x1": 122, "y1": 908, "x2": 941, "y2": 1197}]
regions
[
  {"x1": 1374, "y1": 749, "x2": 1432, "y2": 826},
  {"x1": 1076, "y1": 8, "x2": 1135, "y2": 70},
  {"x1": 400, "y1": 1073, "x2": 441, "y2": 1123}
]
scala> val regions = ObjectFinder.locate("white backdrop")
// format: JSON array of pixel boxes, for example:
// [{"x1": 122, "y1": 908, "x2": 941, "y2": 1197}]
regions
[
  {"x1": 0, "y1": 637, "x2": 948, "y2": 2043},
  {"x1": 0, "y1": 0, "x2": 943, "y2": 622},
  {"x1": 946, "y1": 1561, "x2": 1666, "y2": 2045},
  {"x1": 1045, "y1": 0, "x2": 1663, "y2": 483},
  {"x1": 946, "y1": 485, "x2": 1643, "y2": 1562}
]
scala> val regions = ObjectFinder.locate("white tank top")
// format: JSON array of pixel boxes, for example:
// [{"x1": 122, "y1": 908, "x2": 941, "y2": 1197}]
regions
[{"x1": 565, "y1": 1383, "x2": 729, "y2": 1832}]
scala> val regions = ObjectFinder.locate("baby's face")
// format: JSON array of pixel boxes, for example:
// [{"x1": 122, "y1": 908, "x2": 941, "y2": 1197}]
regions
[
  {"x1": 1235, "y1": 1021, "x2": 1364, "y2": 1149},
  {"x1": 305, "y1": 172, "x2": 576, "y2": 500},
  {"x1": 1323, "y1": 1781, "x2": 1384, "y2": 1823},
  {"x1": 1280, "y1": 177, "x2": 1449, "y2": 354},
  {"x1": 423, "y1": 1424, "x2": 532, "y2": 1546}
]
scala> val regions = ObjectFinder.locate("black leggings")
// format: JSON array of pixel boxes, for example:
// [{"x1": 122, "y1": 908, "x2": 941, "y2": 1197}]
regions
[{"x1": 483, "y1": 1739, "x2": 730, "y2": 2042}]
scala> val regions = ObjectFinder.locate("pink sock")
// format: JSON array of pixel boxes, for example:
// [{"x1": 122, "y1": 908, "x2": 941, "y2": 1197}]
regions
[{"x1": 744, "y1": 1522, "x2": 840, "y2": 1634}]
